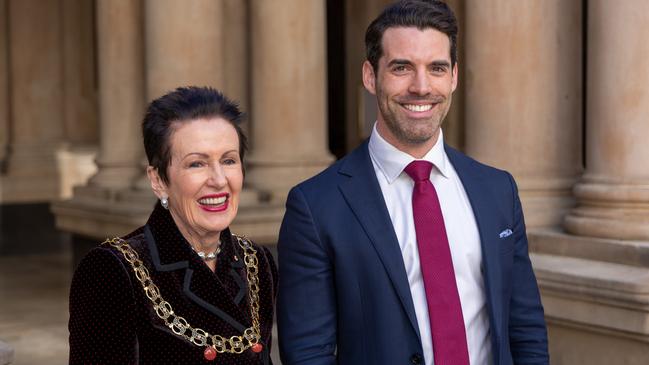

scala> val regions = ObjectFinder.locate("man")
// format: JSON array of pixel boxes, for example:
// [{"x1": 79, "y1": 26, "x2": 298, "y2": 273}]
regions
[{"x1": 277, "y1": 1, "x2": 549, "y2": 364}]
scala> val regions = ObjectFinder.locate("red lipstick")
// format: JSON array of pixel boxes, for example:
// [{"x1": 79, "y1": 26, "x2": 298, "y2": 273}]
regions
[{"x1": 197, "y1": 193, "x2": 229, "y2": 212}]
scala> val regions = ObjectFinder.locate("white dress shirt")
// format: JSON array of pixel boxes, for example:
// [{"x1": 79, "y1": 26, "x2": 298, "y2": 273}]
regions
[{"x1": 368, "y1": 124, "x2": 492, "y2": 365}]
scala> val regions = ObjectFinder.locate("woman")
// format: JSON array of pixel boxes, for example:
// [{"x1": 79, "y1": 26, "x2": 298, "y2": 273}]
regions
[{"x1": 69, "y1": 86, "x2": 277, "y2": 364}]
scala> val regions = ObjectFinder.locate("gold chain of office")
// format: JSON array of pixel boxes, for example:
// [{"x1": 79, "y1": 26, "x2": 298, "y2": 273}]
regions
[{"x1": 105, "y1": 235, "x2": 262, "y2": 355}]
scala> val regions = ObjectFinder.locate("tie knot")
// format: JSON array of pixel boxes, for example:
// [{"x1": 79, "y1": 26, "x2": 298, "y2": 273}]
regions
[{"x1": 404, "y1": 160, "x2": 433, "y2": 182}]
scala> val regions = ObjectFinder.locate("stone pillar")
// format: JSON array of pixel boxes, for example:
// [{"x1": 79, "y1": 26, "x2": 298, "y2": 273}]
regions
[
  {"x1": 2, "y1": 0, "x2": 64, "y2": 202},
  {"x1": 223, "y1": 0, "x2": 249, "y2": 120},
  {"x1": 564, "y1": 0, "x2": 649, "y2": 240},
  {"x1": 443, "y1": 0, "x2": 465, "y2": 151},
  {"x1": 144, "y1": 0, "x2": 224, "y2": 100},
  {"x1": 61, "y1": 0, "x2": 97, "y2": 146},
  {"x1": 0, "y1": 0, "x2": 8, "y2": 168},
  {"x1": 53, "y1": 0, "x2": 302, "y2": 246},
  {"x1": 57, "y1": 0, "x2": 99, "y2": 199},
  {"x1": 527, "y1": 3, "x2": 649, "y2": 363},
  {"x1": 134, "y1": 0, "x2": 226, "y2": 191},
  {"x1": 344, "y1": 0, "x2": 393, "y2": 149},
  {"x1": 88, "y1": 0, "x2": 144, "y2": 189},
  {"x1": 52, "y1": 0, "x2": 147, "y2": 254},
  {"x1": 221, "y1": 0, "x2": 255, "y2": 205},
  {"x1": 247, "y1": 0, "x2": 334, "y2": 203},
  {"x1": 464, "y1": 0, "x2": 583, "y2": 228}
]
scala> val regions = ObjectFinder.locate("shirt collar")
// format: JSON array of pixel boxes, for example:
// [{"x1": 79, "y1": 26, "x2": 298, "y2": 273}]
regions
[{"x1": 368, "y1": 122, "x2": 450, "y2": 184}]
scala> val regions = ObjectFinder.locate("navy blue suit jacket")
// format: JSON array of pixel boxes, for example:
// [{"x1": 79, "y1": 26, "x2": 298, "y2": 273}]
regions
[{"x1": 277, "y1": 141, "x2": 548, "y2": 365}]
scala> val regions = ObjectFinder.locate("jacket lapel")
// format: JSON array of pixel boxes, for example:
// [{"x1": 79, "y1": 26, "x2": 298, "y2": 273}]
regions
[
  {"x1": 337, "y1": 141, "x2": 421, "y2": 340},
  {"x1": 144, "y1": 206, "x2": 251, "y2": 333},
  {"x1": 445, "y1": 145, "x2": 503, "y2": 340}
]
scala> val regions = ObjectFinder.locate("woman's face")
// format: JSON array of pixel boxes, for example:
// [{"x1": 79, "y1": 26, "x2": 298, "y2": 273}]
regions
[{"x1": 148, "y1": 117, "x2": 243, "y2": 243}]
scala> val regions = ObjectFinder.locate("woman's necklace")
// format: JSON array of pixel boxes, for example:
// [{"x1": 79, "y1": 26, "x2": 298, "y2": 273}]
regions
[
  {"x1": 105, "y1": 235, "x2": 263, "y2": 361},
  {"x1": 192, "y1": 244, "x2": 221, "y2": 261}
]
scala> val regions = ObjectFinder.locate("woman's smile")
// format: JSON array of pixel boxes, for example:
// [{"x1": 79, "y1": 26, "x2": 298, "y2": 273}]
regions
[{"x1": 197, "y1": 193, "x2": 229, "y2": 212}]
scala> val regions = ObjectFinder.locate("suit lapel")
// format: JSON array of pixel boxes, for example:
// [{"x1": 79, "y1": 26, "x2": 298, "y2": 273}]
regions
[
  {"x1": 337, "y1": 142, "x2": 421, "y2": 340},
  {"x1": 445, "y1": 146, "x2": 503, "y2": 339}
]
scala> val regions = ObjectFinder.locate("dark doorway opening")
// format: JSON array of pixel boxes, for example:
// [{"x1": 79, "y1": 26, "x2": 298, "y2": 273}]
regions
[{"x1": 327, "y1": 0, "x2": 347, "y2": 159}]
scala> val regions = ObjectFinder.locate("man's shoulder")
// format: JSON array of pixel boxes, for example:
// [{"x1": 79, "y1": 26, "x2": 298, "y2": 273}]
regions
[
  {"x1": 445, "y1": 144, "x2": 513, "y2": 182},
  {"x1": 294, "y1": 141, "x2": 371, "y2": 193}
]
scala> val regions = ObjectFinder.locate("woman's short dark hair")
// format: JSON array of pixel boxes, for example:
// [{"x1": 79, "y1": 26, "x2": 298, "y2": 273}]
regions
[
  {"x1": 142, "y1": 86, "x2": 247, "y2": 184},
  {"x1": 365, "y1": 0, "x2": 458, "y2": 72}
]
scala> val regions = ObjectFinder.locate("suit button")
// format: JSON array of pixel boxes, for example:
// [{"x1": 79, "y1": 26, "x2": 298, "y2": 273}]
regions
[{"x1": 410, "y1": 353, "x2": 423, "y2": 364}]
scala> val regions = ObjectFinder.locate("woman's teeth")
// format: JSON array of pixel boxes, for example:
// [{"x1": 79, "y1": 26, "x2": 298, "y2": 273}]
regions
[{"x1": 198, "y1": 196, "x2": 227, "y2": 205}]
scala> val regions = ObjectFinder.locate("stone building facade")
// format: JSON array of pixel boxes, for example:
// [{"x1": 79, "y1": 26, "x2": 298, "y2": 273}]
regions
[{"x1": 1, "y1": 0, "x2": 648, "y2": 363}]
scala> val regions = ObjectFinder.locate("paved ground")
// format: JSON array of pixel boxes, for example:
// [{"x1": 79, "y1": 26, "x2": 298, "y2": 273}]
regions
[
  {"x1": 0, "y1": 252, "x2": 70, "y2": 365},
  {"x1": 0, "y1": 246, "x2": 282, "y2": 364}
]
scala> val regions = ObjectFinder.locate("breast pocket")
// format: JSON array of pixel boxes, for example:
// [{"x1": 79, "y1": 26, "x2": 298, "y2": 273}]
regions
[
  {"x1": 500, "y1": 235, "x2": 515, "y2": 256},
  {"x1": 499, "y1": 235, "x2": 516, "y2": 290}
]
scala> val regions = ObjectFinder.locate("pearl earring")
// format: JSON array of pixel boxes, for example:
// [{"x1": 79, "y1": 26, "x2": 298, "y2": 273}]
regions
[{"x1": 161, "y1": 197, "x2": 169, "y2": 209}]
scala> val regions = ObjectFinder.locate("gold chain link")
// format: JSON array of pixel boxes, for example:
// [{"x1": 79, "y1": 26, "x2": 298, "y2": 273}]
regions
[{"x1": 105, "y1": 235, "x2": 262, "y2": 354}]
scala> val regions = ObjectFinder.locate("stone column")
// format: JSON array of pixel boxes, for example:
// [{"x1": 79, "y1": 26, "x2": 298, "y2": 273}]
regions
[
  {"x1": 134, "y1": 0, "x2": 226, "y2": 191},
  {"x1": 464, "y1": 0, "x2": 583, "y2": 228},
  {"x1": 247, "y1": 0, "x2": 334, "y2": 203},
  {"x1": 564, "y1": 0, "x2": 649, "y2": 240},
  {"x1": 144, "y1": 0, "x2": 224, "y2": 100},
  {"x1": 57, "y1": 0, "x2": 99, "y2": 199},
  {"x1": 524, "y1": 3, "x2": 649, "y2": 363},
  {"x1": 344, "y1": 0, "x2": 393, "y2": 149},
  {"x1": 223, "y1": 0, "x2": 249, "y2": 120},
  {"x1": 61, "y1": 0, "x2": 97, "y2": 146},
  {"x1": 88, "y1": 0, "x2": 144, "y2": 189},
  {"x1": 442, "y1": 0, "x2": 465, "y2": 150},
  {"x1": 2, "y1": 0, "x2": 64, "y2": 202},
  {"x1": 0, "y1": 0, "x2": 8, "y2": 168}
]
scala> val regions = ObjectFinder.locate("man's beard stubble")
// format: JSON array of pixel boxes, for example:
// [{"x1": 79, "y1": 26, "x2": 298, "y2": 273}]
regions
[{"x1": 378, "y1": 90, "x2": 452, "y2": 146}]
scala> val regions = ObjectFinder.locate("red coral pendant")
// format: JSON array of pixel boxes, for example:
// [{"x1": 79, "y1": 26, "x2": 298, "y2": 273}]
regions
[
  {"x1": 251, "y1": 343, "x2": 263, "y2": 353},
  {"x1": 204, "y1": 347, "x2": 217, "y2": 361}
]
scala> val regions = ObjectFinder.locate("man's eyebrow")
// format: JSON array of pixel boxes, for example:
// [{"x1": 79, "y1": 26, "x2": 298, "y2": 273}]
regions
[
  {"x1": 386, "y1": 59, "x2": 451, "y2": 68},
  {"x1": 430, "y1": 60, "x2": 451, "y2": 68},
  {"x1": 386, "y1": 59, "x2": 413, "y2": 67}
]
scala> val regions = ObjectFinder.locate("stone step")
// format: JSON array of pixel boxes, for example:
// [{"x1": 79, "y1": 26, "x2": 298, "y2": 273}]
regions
[
  {"x1": 52, "y1": 187, "x2": 285, "y2": 244},
  {"x1": 531, "y1": 252, "x2": 649, "y2": 338},
  {"x1": 529, "y1": 228, "x2": 649, "y2": 268}
]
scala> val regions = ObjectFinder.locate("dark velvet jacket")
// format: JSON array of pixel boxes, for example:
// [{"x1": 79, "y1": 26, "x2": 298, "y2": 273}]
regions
[{"x1": 69, "y1": 203, "x2": 278, "y2": 364}]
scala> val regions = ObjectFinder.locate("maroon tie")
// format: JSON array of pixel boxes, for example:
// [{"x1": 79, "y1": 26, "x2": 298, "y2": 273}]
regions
[{"x1": 404, "y1": 160, "x2": 470, "y2": 365}]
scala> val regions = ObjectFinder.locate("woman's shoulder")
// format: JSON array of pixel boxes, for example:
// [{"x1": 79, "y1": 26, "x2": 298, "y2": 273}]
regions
[
  {"x1": 70, "y1": 233, "x2": 147, "y2": 308},
  {"x1": 88, "y1": 226, "x2": 146, "y2": 258},
  {"x1": 73, "y1": 227, "x2": 148, "y2": 276}
]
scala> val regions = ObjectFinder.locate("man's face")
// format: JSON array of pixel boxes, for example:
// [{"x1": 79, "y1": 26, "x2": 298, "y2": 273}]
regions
[{"x1": 363, "y1": 27, "x2": 457, "y2": 156}]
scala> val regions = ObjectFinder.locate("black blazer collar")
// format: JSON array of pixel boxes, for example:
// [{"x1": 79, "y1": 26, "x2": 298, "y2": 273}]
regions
[{"x1": 144, "y1": 202, "x2": 251, "y2": 333}]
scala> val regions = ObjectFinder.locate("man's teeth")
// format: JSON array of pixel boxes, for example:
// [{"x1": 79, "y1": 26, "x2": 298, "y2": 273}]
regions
[
  {"x1": 199, "y1": 196, "x2": 227, "y2": 205},
  {"x1": 404, "y1": 104, "x2": 433, "y2": 112}
]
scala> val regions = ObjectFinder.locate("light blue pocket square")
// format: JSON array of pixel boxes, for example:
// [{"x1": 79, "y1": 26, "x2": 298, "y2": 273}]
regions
[{"x1": 499, "y1": 229, "x2": 513, "y2": 238}]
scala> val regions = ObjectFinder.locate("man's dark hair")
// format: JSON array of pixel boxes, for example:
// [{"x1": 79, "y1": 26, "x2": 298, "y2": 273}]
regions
[
  {"x1": 365, "y1": 0, "x2": 458, "y2": 72},
  {"x1": 142, "y1": 86, "x2": 248, "y2": 184}
]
